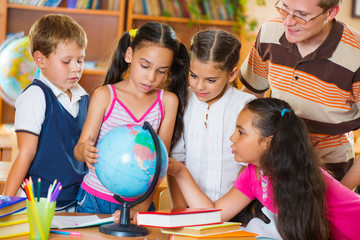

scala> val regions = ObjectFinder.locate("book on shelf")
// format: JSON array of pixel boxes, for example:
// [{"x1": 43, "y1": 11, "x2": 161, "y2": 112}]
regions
[
  {"x1": 178, "y1": 0, "x2": 190, "y2": 18},
  {"x1": 164, "y1": 0, "x2": 176, "y2": 17},
  {"x1": 169, "y1": 230, "x2": 258, "y2": 240},
  {"x1": 92, "y1": 0, "x2": 101, "y2": 9},
  {"x1": 9, "y1": 0, "x2": 61, "y2": 6},
  {"x1": 0, "y1": 210, "x2": 29, "y2": 239},
  {"x1": 208, "y1": 0, "x2": 220, "y2": 20},
  {"x1": 187, "y1": 0, "x2": 201, "y2": 19},
  {"x1": 201, "y1": 0, "x2": 212, "y2": 20},
  {"x1": 0, "y1": 196, "x2": 26, "y2": 218},
  {"x1": 107, "y1": 0, "x2": 115, "y2": 10},
  {"x1": 215, "y1": 0, "x2": 228, "y2": 20},
  {"x1": 43, "y1": 0, "x2": 63, "y2": 7},
  {"x1": 76, "y1": 0, "x2": 91, "y2": 9},
  {"x1": 137, "y1": 208, "x2": 222, "y2": 228},
  {"x1": 113, "y1": 0, "x2": 120, "y2": 11},
  {"x1": 172, "y1": 0, "x2": 183, "y2": 18},
  {"x1": 149, "y1": 0, "x2": 161, "y2": 16},
  {"x1": 161, "y1": 222, "x2": 241, "y2": 237},
  {"x1": 158, "y1": 0, "x2": 166, "y2": 15},
  {"x1": 133, "y1": 0, "x2": 144, "y2": 14},
  {"x1": 142, "y1": 0, "x2": 149, "y2": 15}
]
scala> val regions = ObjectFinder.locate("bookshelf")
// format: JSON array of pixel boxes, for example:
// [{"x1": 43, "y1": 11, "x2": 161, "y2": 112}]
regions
[
  {"x1": 126, "y1": 0, "x2": 242, "y2": 48},
  {"x1": 0, "y1": 0, "x2": 246, "y2": 124},
  {"x1": 0, "y1": 0, "x2": 126, "y2": 124}
]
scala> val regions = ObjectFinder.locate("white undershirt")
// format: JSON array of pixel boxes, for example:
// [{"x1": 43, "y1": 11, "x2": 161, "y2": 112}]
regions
[
  {"x1": 14, "y1": 73, "x2": 87, "y2": 134},
  {"x1": 171, "y1": 86, "x2": 255, "y2": 201}
]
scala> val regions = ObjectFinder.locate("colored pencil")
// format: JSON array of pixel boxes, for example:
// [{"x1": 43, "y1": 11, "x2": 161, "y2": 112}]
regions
[
  {"x1": 50, "y1": 230, "x2": 81, "y2": 236},
  {"x1": 46, "y1": 184, "x2": 52, "y2": 203},
  {"x1": 27, "y1": 178, "x2": 35, "y2": 202},
  {"x1": 50, "y1": 179, "x2": 57, "y2": 195},
  {"x1": 50, "y1": 184, "x2": 62, "y2": 202},
  {"x1": 37, "y1": 178, "x2": 41, "y2": 202}
]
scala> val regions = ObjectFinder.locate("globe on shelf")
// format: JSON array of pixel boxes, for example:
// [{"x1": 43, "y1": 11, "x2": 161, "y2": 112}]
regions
[
  {"x1": 0, "y1": 32, "x2": 40, "y2": 106},
  {"x1": 95, "y1": 124, "x2": 168, "y2": 200}
]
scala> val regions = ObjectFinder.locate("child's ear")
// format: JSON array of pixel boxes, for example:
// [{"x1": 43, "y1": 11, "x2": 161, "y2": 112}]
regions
[
  {"x1": 33, "y1": 51, "x2": 45, "y2": 69},
  {"x1": 228, "y1": 67, "x2": 239, "y2": 84},
  {"x1": 262, "y1": 135, "x2": 273, "y2": 150},
  {"x1": 125, "y1": 47, "x2": 133, "y2": 63}
]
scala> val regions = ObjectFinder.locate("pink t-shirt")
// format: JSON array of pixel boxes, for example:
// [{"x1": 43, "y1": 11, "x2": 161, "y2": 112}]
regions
[
  {"x1": 234, "y1": 164, "x2": 360, "y2": 239},
  {"x1": 81, "y1": 84, "x2": 164, "y2": 203}
]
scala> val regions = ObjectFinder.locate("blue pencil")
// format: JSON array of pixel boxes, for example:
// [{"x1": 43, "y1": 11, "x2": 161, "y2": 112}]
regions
[{"x1": 50, "y1": 230, "x2": 81, "y2": 236}]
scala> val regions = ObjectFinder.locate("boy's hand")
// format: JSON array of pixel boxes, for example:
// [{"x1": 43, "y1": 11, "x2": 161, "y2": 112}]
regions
[
  {"x1": 167, "y1": 158, "x2": 184, "y2": 177},
  {"x1": 84, "y1": 134, "x2": 99, "y2": 170}
]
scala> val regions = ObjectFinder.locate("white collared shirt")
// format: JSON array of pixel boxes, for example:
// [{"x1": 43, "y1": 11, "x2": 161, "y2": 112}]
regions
[
  {"x1": 171, "y1": 86, "x2": 255, "y2": 201},
  {"x1": 14, "y1": 73, "x2": 87, "y2": 135}
]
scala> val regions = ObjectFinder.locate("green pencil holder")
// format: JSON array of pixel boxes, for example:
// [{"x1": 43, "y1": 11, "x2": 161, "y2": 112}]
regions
[{"x1": 26, "y1": 198, "x2": 56, "y2": 240}]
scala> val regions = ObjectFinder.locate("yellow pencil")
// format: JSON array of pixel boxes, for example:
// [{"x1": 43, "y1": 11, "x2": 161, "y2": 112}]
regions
[{"x1": 28, "y1": 177, "x2": 35, "y2": 202}]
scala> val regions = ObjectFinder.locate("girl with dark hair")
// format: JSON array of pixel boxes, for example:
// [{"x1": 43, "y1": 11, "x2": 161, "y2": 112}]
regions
[
  {"x1": 74, "y1": 22, "x2": 189, "y2": 216},
  {"x1": 168, "y1": 98, "x2": 360, "y2": 240},
  {"x1": 168, "y1": 29, "x2": 254, "y2": 217}
]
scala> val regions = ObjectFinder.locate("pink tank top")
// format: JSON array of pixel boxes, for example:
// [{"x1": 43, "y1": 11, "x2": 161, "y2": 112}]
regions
[{"x1": 81, "y1": 84, "x2": 164, "y2": 203}]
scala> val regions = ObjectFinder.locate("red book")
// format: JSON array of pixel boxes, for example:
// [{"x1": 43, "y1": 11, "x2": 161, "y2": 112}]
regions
[{"x1": 137, "y1": 208, "x2": 222, "y2": 228}]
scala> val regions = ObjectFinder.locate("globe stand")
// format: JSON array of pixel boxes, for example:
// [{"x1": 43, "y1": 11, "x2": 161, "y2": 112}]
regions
[
  {"x1": 99, "y1": 201, "x2": 148, "y2": 237},
  {"x1": 99, "y1": 122, "x2": 163, "y2": 237}
]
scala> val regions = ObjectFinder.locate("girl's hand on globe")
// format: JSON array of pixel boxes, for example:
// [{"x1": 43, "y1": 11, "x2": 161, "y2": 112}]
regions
[{"x1": 83, "y1": 134, "x2": 99, "y2": 170}]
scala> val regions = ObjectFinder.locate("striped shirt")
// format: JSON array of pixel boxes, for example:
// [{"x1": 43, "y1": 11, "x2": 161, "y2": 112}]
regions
[
  {"x1": 240, "y1": 18, "x2": 360, "y2": 164},
  {"x1": 81, "y1": 84, "x2": 164, "y2": 202}
]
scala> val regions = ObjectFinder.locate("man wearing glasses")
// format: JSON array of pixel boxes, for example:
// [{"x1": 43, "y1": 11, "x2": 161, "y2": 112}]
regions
[{"x1": 240, "y1": 0, "x2": 360, "y2": 191}]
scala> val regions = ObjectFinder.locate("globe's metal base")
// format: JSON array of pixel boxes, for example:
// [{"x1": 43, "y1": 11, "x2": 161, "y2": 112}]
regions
[{"x1": 99, "y1": 222, "x2": 149, "y2": 237}]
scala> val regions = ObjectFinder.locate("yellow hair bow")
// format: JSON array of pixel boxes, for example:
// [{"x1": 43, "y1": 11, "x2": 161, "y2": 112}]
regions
[{"x1": 129, "y1": 28, "x2": 137, "y2": 38}]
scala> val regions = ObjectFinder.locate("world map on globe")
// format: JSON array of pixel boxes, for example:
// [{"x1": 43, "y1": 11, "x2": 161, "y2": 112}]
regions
[
  {"x1": 95, "y1": 124, "x2": 168, "y2": 200},
  {"x1": 0, "y1": 33, "x2": 39, "y2": 106}
]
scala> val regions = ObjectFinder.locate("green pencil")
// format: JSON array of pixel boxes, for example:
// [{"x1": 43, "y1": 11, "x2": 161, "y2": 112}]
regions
[{"x1": 37, "y1": 178, "x2": 41, "y2": 202}]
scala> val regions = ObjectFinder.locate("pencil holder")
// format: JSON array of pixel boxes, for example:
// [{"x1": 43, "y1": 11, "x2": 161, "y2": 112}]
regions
[{"x1": 26, "y1": 198, "x2": 56, "y2": 240}]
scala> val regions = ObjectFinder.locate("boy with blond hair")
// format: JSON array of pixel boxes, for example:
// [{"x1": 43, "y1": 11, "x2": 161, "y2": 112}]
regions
[{"x1": 4, "y1": 14, "x2": 89, "y2": 210}]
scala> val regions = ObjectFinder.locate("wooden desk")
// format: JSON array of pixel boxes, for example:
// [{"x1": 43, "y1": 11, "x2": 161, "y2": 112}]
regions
[{"x1": 10, "y1": 213, "x2": 170, "y2": 240}]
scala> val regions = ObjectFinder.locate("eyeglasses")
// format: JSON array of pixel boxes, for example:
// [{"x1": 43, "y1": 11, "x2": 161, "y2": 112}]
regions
[{"x1": 274, "y1": 0, "x2": 327, "y2": 25}]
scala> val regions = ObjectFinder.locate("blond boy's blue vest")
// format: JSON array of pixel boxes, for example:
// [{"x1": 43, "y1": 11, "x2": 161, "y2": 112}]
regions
[{"x1": 24, "y1": 79, "x2": 89, "y2": 207}]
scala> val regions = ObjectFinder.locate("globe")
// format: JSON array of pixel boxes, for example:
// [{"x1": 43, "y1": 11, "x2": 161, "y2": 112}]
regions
[
  {"x1": 0, "y1": 32, "x2": 40, "y2": 106},
  {"x1": 95, "y1": 124, "x2": 168, "y2": 199}
]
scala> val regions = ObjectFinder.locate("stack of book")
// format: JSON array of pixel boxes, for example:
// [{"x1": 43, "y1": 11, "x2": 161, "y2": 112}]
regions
[
  {"x1": 0, "y1": 195, "x2": 29, "y2": 239},
  {"x1": 137, "y1": 208, "x2": 258, "y2": 240},
  {"x1": 162, "y1": 223, "x2": 257, "y2": 240}
]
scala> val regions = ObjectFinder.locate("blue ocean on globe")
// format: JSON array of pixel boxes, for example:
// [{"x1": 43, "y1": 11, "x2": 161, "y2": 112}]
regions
[
  {"x1": 95, "y1": 125, "x2": 168, "y2": 199},
  {"x1": 0, "y1": 33, "x2": 40, "y2": 106}
]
